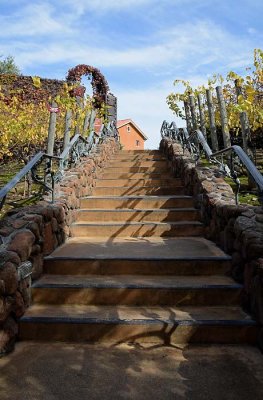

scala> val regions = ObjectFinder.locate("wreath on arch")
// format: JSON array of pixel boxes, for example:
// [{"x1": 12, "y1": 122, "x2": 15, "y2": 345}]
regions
[{"x1": 66, "y1": 64, "x2": 109, "y2": 109}]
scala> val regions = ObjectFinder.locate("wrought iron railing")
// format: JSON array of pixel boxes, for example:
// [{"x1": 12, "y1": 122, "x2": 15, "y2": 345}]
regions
[
  {"x1": 0, "y1": 121, "x2": 119, "y2": 212},
  {"x1": 161, "y1": 120, "x2": 263, "y2": 205}
]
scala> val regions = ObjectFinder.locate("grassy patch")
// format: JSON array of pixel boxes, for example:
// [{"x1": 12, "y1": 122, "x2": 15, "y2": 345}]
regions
[
  {"x1": 0, "y1": 161, "x2": 44, "y2": 219},
  {"x1": 198, "y1": 157, "x2": 261, "y2": 206}
]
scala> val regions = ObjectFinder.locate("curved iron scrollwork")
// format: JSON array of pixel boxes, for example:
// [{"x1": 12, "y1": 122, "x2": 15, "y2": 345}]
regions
[
  {"x1": 0, "y1": 121, "x2": 119, "y2": 212},
  {"x1": 161, "y1": 120, "x2": 263, "y2": 205}
]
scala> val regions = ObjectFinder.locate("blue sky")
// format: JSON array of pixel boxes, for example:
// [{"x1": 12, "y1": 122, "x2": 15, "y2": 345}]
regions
[{"x1": 0, "y1": 0, "x2": 262, "y2": 148}]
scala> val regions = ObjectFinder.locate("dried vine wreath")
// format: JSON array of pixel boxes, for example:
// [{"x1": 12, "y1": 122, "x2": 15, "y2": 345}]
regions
[{"x1": 66, "y1": 64, "x2": 109, "y2": 108}]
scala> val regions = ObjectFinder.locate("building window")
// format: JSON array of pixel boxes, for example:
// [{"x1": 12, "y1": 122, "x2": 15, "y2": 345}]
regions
[
  {"x1": 127, "y1": 126, "x2": 130, "y2": 133},
  {"x1": 136, "y1": 140, "x2": 140, "y2": 146}
]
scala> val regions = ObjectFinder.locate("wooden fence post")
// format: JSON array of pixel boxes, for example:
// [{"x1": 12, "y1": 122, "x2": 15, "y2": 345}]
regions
[
  {"x1": 47, "y1": 101, "x2": 58, "y2": 156},
  {"x1": 206, "y1": 89, "x2": 219, "y2": 152},
  {"x1": 235, "y1": 80, "x2": 249, "y2": 153},
  {"x1": 216, "y1": 86, "x2": 231, "y2": 148},
  {"x1": 63, "y1": 109, "x2": 72, "y2": 150},
  {"x1": 189, "y1": 94, "x2": 197, "y2": 130},
  {"x1": 197, "y1": 94, "x2": 207, "y2": 139},
  {"x1": 82, "y1": 111, "x2": 90, "y2": 137},
  {"x1": 183, "y1": 100, "x2": 192, "y2": 133},
  {"x1": 74, "y1": 96, "x2": 83, "y2": 135}
]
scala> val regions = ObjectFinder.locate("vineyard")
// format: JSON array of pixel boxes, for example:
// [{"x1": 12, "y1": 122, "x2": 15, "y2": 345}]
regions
[
  {"x1": 0, "y1": 65, "x2": 115, "y2": 216},
  {"x1": 166, "y1": 49, "x2": 263, "y2": 205},
  {"x1": 167, "y1": 49, "x2": 263, "y2": 161},
  {"x1": 0, "y1": 80, "x2": 105, "y2": 165}
]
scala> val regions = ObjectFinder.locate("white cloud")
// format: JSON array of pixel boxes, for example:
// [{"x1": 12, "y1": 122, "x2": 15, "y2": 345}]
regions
[
  {"x1": 0, "y1": 0, "x2": 260, "y2": 78},
  {"x1": 0, "y1": 3, "x2": 71, "y2": 37},
  {"x1": 62, "y1": 0, "x2": 158, "y2": 14},
  {"x1": 3, "y1": 18, "x2": 257, "y2": 76}
]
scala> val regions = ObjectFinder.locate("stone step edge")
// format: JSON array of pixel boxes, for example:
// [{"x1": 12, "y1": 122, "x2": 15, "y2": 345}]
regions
[
  {"x1": 76, "y1": 207, "x2": 200, "y2": 214},
  {"x1": 20, "y1": 313, "x2": 256, "y2": 326},
  {"x1": 44, "y1": 255, "x2": 232, "y2": 261},
  {"x1": 76, "y1": 208, "x2": 198, "y2": 212},
  {"x1": 20, "y1": 318, "x2": 256, "y2": 327},
  {"x1": 93, "y1": 186, "x2": 185, "y2": 189},
  {"x1": 71, "y1": 221, "x2": 204, "y2": 226},
  {"x1": 81, "y1": 195, "x2": 193, "y2": 199},
  {"x1": 32, "y1": 282, "x2": 242, "y2": 290},
  {"x1": 110, "y1": 158, "x2": 168, "y2": 161},
  {"x1": 96, "y1": 178, "x2": 180, "y2": 181}
]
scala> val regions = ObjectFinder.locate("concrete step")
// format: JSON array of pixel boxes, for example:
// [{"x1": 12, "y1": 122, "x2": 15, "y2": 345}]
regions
[
  {"x1": 80, "y1": 195, "x2": 194, "y2": 209},
  {"x1": 118, "y1": 150, "x2": 161, "y2": 154},
  {"x1": 19, "y1": 304, "x2": 258, "y2": 344},
  {"x1": 105, "y1": 167, "x2": 170, "y2": 174},
  {"x1": 92, "y1": 186, "x2": 186, "y2": 196},
  {"x1": 44, "y1": 237, "x2": 232, "y2": 276},
  {"x1": 95, "y1": 178, "x2": 182, "y2": 187},
  {"x1": 44, "y1": 257, "x2": 231, "y2": 276},
  {"x1": 31, "y1": 274, "x2": 242, "y2": 306},
  {"x1": 108, "y1": 161, "x2": 168, "y2": 168},
  {"x1": 70, "y1": 221, "x2": 204, "y2": 237},
  {"x1": 101, "y1": 172, "x2": 174, "y2": 179},
  {"x1": 112, "y1": 156, "x2": 167, "y2": 161},
  {"x1": 75, "y1": 208, "x2": 200, "y2": 222}
]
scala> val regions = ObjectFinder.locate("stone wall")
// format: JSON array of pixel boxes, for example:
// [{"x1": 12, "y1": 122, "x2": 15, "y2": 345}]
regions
[
  {"x1": 0, "y1": 138, "x2": 120, "y2": 355},
  {"x1": 160, "y1": 138, "x2": 263, "y2": 334}
]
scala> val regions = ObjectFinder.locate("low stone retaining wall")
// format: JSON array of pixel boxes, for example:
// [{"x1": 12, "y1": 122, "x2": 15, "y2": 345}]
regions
[
  {"x1": 160, "y1": 138, "x2": 263, "y2": 332},
  {"x1": 0, "y1": 138, "x2": 120, "y2": 354}
]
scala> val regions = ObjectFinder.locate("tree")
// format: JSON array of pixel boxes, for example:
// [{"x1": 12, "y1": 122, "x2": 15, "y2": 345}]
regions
[{"x1": 0, "y1": 55, "x2": 20, "y2": 75}]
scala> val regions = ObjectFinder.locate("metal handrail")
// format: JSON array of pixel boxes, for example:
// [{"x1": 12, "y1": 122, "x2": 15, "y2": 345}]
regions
[
  {"x1": 213, "y1": 145, "x2": 263, "y2": 193},
  {"x1": 161, "y1": 121, "x2": 263, "y2": 204},
  {"x1": 0, "y1": 121, "x2": 119, "y2": 211},
  {"x1": 0, "y1": 152, "x2": 44, "y2": 208}
]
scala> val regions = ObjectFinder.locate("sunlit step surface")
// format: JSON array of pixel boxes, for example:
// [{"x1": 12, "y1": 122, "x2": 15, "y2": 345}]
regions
[
  {"x1": 70, "y1": 221, "x2": 204, "y2": 237},
  {"x1": 19, "y1": 304, "x2": 258, "y2": 344},
  {"x1": 32, "y1": 274, "x2": 242, "y2": 306},
  {"x1": 95, "y1": 178, "x2": 182, "y2": 187},
  {"x1": 75, "y1": 208, "x2": 200, "y2": 222},
  {"x1": 80, "y1": 195, "x2": 195, "y2": 209}
]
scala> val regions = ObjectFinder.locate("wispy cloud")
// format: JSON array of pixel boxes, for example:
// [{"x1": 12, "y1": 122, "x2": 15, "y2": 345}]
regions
[
  {"x1": 6, "y1": 18, "x2": 258, "y2": 78},
  {"x1": 0, "y1": 3, "x2": 70, "y2": 37},
  {"x1": 64, "y1": 0, "x2": 154, "y2": 13}
]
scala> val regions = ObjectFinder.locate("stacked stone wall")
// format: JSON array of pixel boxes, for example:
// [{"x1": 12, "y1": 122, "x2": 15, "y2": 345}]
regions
[
  {"x1": 160, "y1": 138, "x2": 263, "y2": 333},
  {"x1": 0, "y1": 138, "x2": 120, "y2": 354}
]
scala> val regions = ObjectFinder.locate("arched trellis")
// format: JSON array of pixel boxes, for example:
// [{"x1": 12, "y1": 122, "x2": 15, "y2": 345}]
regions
[{"x1": 66, "y1": 64, "x2": 110, "y2": 108}]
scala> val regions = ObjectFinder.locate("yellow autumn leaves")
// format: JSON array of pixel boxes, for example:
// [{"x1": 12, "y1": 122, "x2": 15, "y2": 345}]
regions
[
  {"x1": 167, "y1": 49, "x2": 263, "y2": 136},
  {"x1": 0, "y1": 81, "x2": 97, "y2": 163}
]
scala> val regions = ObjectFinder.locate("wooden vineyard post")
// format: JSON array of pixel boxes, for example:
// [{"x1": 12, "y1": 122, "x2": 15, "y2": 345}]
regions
[
  {"x1": 74, "y1": 96, "x2": 83, "y2": 136},
  {"x1": 189, "y1": 94, "x2": 197, "y2": 130},
  {"x1": 82, "y1": 111, "x2": 90, "y2": 137},
  {"x1": 216, "y1": 86, "x2": 231, "y2": 148},
  {"x1": 63, "y1": 109, "x2": 72, "y2": 150},
  {"x1": 46, "y1": 101, "x2": 59, "y2": 188},
  {"x1": 206, "y1": 89, "x2": 219, "y2": 152},
  {"x1": 183, "y1": 101, "x2": 192, "y2": 133},
  {"x1": 235, "y1": 80, "x2": 249, "y2": 153},
  {"x1": 47, "y1": 101, "x2": 58, "y2": 156},
  {"x1": 197, "y1": 94, "x2": 207, "y2": 139}
]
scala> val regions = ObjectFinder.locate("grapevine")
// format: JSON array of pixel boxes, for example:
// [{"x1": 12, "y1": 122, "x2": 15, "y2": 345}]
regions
[
  {"x1": 0, "y1": 80, "x2": 98, "y2": 164},
  {"x1": 166, "y1": 49, "x2": 263, "y2": 139}
]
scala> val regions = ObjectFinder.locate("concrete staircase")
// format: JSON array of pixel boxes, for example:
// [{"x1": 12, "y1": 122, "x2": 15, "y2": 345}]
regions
[{"x1": 19, "y1": 150, "x2": 258, "y2": 345}]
